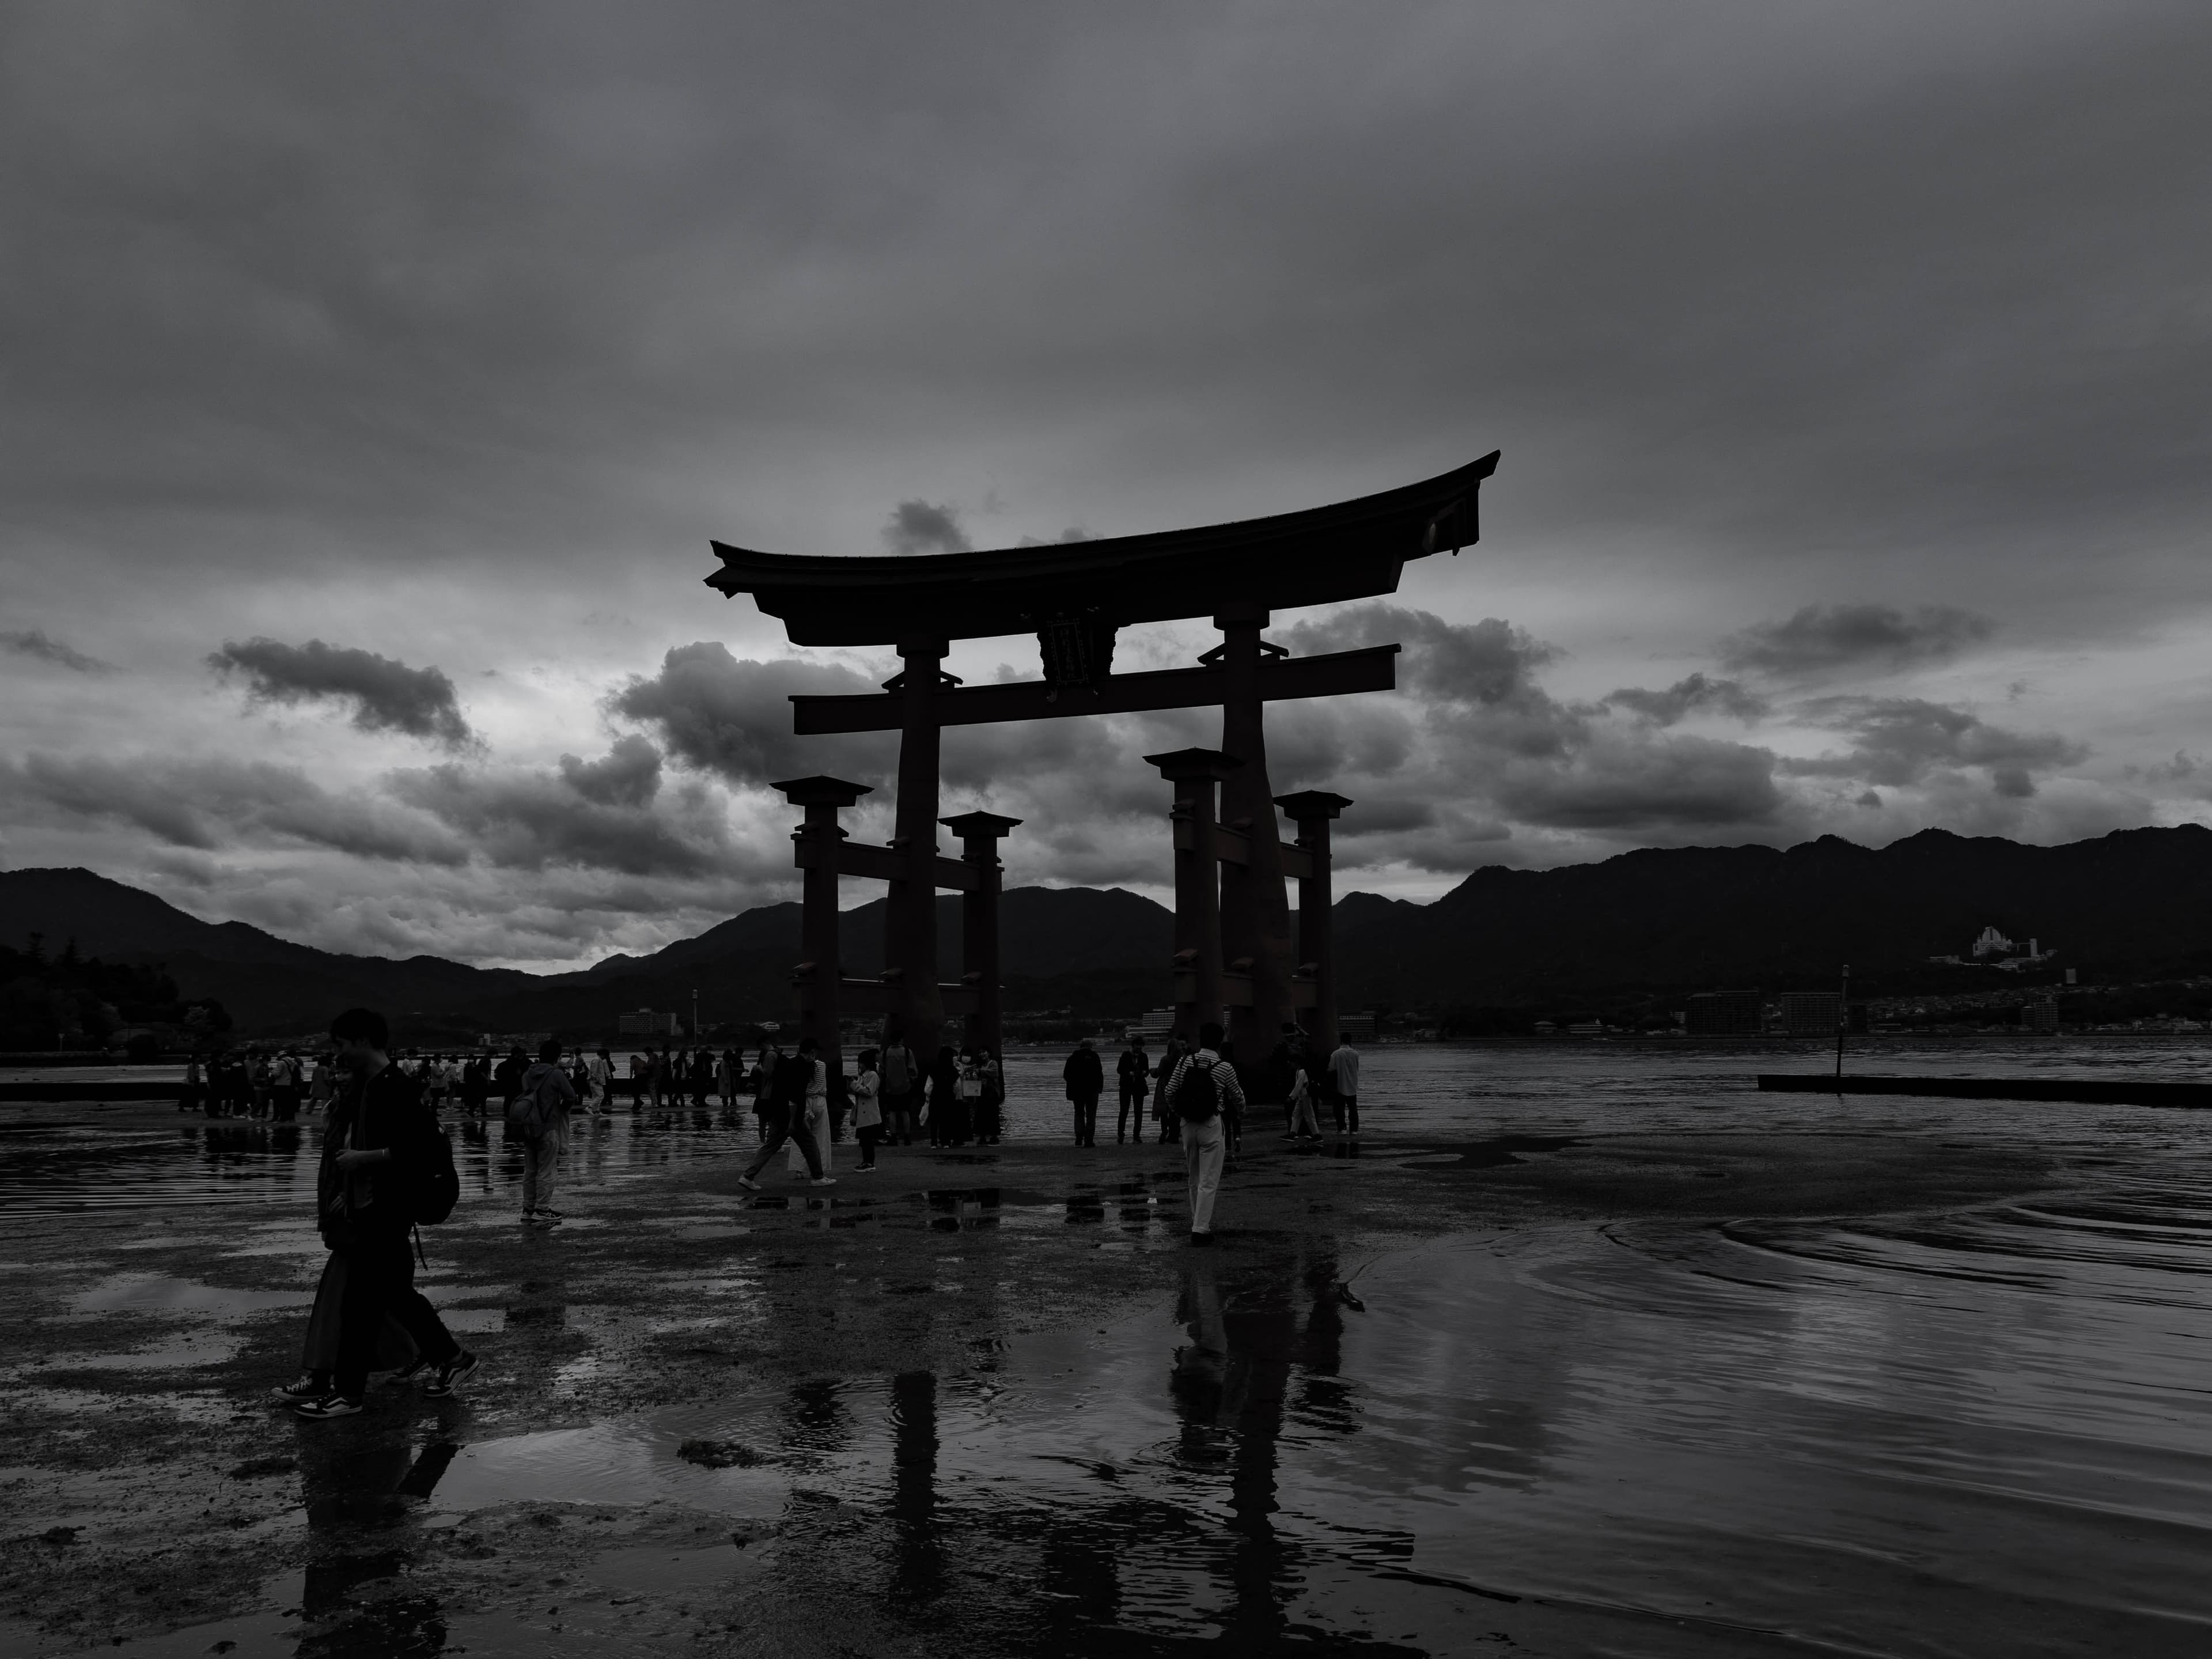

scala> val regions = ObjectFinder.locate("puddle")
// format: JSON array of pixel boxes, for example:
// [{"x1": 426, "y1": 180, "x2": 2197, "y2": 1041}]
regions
[
  {"x1": 66, "y1": 1274, "x2": 310, "y2": 1318},
  {"x1": 50, "y1": 1330, "x2": 241, "y2": 1371},
  {"x1": 430, "y1": 1423, "x2": 786, "y2": 1515}
]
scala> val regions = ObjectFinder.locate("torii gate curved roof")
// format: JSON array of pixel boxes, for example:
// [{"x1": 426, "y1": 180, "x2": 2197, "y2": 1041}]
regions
[{"x1": 706, "y1": 450, "x2": 1499, "y2": 646}]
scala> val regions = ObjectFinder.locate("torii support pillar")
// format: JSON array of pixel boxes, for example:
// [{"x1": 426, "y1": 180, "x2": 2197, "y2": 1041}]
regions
[
  {"x1": 1275, "y1": 790, "x2": 1351, "y2": 1053},
  {"x1": 773, "y1": 774, "x2": 872, "y2": 1080},
  {"x1": 1147, "y1": 747, "x2": 1237, "y2": 1046},
  {"x1": 887, "y1": 639, "x2": 953, "y2": 1065},
  {"x1": 941, "y1": 810, "x2": 1021, "y2": 1055}
]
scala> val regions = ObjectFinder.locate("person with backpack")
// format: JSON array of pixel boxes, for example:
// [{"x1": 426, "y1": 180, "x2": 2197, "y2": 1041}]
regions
[
  {"x1": 737, "y1": 1036, "x2": 834, "y2": 1190},
  {"x1": 1164, "y1": 1022, "x2": 1245, "y2": 1244},
  {"x1": 514, "y1": 1038, "x2": 579, "y2": 1226},
  {"x1": 878, "y1": 1034, "x2": 917, "y2": 1145},
  {"x1": 290, "y1": 1005, "x2": 475, "y2": 1419},
  {"x1": 1063, "y1": 1038, "x2": 1105, "y2": 1147}
]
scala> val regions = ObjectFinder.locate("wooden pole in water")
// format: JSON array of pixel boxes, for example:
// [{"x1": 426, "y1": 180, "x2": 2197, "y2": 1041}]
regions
[{"x1": 1834, "y1": 963, "x2": 1850, "y2": 1081}]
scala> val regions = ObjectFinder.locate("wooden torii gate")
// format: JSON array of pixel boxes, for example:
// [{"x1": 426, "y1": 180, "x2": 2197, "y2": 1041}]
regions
[{"x1": 708, "y1": 451, "x2": 1499, "y2": 1071}]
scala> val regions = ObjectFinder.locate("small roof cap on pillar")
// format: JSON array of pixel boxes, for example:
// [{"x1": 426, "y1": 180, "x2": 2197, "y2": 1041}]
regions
[
  {"x1": 1274, "y1": 789, "x2": 1354, "y2": 820},
  {"x1": 771, "y1": 775, "x2": 874, "y2": 808},
  {"x1": 940, "y1": 810, "x2": 1022, "y2": 838},
  {"x1": 1144, "y1": 747, "x2": 1242, "y2": 781}
]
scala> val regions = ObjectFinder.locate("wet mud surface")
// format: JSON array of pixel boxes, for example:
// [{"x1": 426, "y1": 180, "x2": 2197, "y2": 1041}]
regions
[{"x1": 3, "y1": 1078, "x2": 2210, "y2": 1655}]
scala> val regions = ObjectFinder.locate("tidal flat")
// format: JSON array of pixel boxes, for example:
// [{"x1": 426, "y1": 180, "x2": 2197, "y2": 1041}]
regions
[{"x1": 2, "y1": 1043, "x2": 2209, "y2": 1656}]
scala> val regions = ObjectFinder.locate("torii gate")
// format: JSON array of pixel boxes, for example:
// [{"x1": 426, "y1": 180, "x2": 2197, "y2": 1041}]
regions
[{"x1": 707, "y1": 451, "x2": 1499, "y2": 1074}]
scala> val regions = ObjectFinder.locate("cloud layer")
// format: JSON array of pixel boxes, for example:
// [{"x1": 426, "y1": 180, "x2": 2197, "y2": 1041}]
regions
[
  {"x1": 2, "y1": 3, "x2": 2208, "y2": 965},
  {"x1": 209, "y1": 638, "x2": 477, "y2": 750}
]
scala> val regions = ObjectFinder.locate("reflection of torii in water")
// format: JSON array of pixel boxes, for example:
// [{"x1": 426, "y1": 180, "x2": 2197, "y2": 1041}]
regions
[{"x1": 705, "y1": 452, "x2": 1500, "y2": 1077}]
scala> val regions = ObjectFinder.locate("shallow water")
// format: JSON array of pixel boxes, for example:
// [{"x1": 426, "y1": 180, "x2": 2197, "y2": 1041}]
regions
[
  {"x1": 118, "y1": 1205, "x2": 2212, "y2": 1656},
  {"x1": 5, "y1": 1037, "x2": 2211, "y2": 1215},
  {"x1": 10, "y1": 1041, "x2": 2212, "y2": 1654}
]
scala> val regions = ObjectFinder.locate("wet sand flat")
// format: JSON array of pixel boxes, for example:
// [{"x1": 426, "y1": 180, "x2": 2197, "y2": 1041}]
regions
[{"x1": 2, "y1": 1050, "x2": 2210, "y2": 1655}]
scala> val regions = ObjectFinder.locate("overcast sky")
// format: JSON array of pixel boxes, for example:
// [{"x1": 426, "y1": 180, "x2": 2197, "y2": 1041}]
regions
[{"x1": 4, "y1": 2, "x2": 2209, "y2": 969}]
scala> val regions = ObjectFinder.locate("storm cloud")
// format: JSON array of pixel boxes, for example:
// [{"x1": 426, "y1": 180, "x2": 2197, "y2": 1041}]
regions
[
  {"x1": 1719, "y1": 604, "x2": 1995, "y2": 681},
  {"x1": 608, "y1": 643, "x2": 896, "y2": 789},
  {"x1": 1, "y1": 752, "x2": 468, "y2": 865},
  {"x1": 1604, "y1": 675, "x2": 1770, "y2": 726},
  {"x1": 882, "y1": 501, "x2": 972, "y2": 557},
  {"x1": 208, "y1": 638, "x2": 476, "y2": 751},
  {"x1": 1785, "y1": 696, "x2": 2086, "y2": 791},
  {"x1": 1, "y1": 630, "x2": 110, "y2": 673}
]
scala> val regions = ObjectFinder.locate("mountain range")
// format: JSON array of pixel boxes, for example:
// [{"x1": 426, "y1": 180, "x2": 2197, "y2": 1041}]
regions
[{"x1": 6, "y1": 824, "x2": 2212, "y2": 1037}]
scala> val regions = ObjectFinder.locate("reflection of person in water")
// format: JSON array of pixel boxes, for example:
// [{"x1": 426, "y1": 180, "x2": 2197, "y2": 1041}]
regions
[{"x1": 294, "y1": 1423, "x2": 460, "y2": 1656}]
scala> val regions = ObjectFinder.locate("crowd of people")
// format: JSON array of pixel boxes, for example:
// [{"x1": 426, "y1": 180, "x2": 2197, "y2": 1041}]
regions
[
  {"x1": 257, "y1": 1006, "x2": 1370, "y2": 1417},
  {"x1": 1069, "y1": 1024, "x2": 1362, "y2": 1152}
]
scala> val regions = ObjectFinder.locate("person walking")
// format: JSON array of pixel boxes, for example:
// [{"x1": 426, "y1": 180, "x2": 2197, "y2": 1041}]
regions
[
  {"x1": 977, "y1": 1050, "x2": 1005, "y2": 1145},
  {"x1": 851, "y1": 1047, "x2": 883, "y2": 1170},
  {"x1": 738, "y1": 1037, "x2": 834, "y2": 1190},
  {"x1": 1063, "y1": 1038, "x2": 1104, "y2": 1147},
  {"x1": 291, "y1": 1006, "x2": 475, "y2": 1419},
  {"x1": 1286, "y1": 1063, "x2": 1323, "y2": 1141},
  {"x1": 1115, "y1": 1037, "x2": 1151, "y2": 1144},
  {"x1": 1164, "y1": 1022, "x2": 1244, "y2": 1244},
  {"x1": 1154, "y1": 1034, "x2": 1188, "y2": 1143},
  {"x1": 928, "y1": 1046, "x2": 961, "y2": 1145},
  {"x1": 493, "y1": 1044, "x2": 527, "y2": 1123},
  {"x1": 785, "y1": 1041, "x2": 833, "y2": 1176},
  {"x1": 310, "y1": 1050, "x2": 339, "y2": 1116},
  {"x1": 878, "y1": 1033, "x2": 917, "y2": 1145},
  {"x1": 583, "y1": 1046, "x2": 611, "y2": 1115},
  {"x1": 1328, "y1": 1033, "x2": 1361, "y2": 1138},
  {"x1": 179, "y1": 1053, "x2": 203, "y2": 1114},
  {"x1": 516, "y1": 1039, "x2": 578, "y2": 1225}
]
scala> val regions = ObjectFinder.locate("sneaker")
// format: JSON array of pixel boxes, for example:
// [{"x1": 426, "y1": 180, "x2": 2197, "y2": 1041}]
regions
[
  {"x1": 422, "y1": 1351, "x2": 480, "y2": 1398},
  {"x1": 809, "y1": 1176, "x2": 836, "y2": 1188},
  {"x1": 855, "y1": 1162, "x2": 876, "y2": 1172},
  {"x1": 536, "y1": 1209, "x2": 565, "y2": 1227},
  {"x1": 520, "y1": 1207, "x2": 537, "y2": 1223},
  {"x1": 293, "y1": 1393, "x2": 364, "y2": 1420},
  {"x1": 388, "y1": 1358, "x2": 431, "y2": 1386},
  {"x1": 736, "y1": 1176, "x2": 761, "y2": 1192},
  {"x1": 270, "y1": 1373, "x2": 327, "y2": 1402}
]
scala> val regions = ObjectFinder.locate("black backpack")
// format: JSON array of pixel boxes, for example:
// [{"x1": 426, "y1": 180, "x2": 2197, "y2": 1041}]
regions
[
  {"x1": 1175, "y1": 1056, "x2": 1221, "y2": 1124},
  {"x1": 411, "y1": 1122, "x2": 460, "y2": 1225}
]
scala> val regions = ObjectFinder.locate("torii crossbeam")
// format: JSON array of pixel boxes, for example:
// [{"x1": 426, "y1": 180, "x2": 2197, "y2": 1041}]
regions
[{"x1": 707, "y1": 451, "x2": 1499, "y2": 1067}]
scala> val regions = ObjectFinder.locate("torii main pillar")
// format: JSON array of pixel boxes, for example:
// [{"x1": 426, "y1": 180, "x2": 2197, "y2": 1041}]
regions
[{"x1": 1214, "y1": 603, "x2": 1298, "y2": 1060}]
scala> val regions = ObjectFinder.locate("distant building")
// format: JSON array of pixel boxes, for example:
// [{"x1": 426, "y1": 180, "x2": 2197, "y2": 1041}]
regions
[
  {"x1": 2022, "y1": 1000, "x2": 2060, "y2": 1034},
  {"x1": 1127, "y1": 1007, "x2": 1177, "y2": 1043},
  {"x1": 616, "y1": 1009, "x2": 680, "y2": 1036},
  {"x1": 1934, "y1": 928, "x2": 2055, "y2": 971},
  {"x1": 1685, "y1": 991, "x2": 1763, "y2": 1036},
  {"x1": 1779, "y1": 992, "x2": 1843, "y2": 1037}
]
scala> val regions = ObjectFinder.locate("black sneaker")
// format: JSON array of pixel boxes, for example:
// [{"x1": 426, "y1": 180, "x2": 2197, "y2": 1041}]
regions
[
  {"x1": 388, "y1": 1358, "x2": 430, "y2": 1387},
  {"x1": 422, "y1": 1350, "x2": 480, "y2": 1398},
  {"x1": 292, "y1": 1393, "x2": 364, "y2": 1420},
  {"x1": 270, "y1": 1373, "x2": 327, "y2": 1402}
]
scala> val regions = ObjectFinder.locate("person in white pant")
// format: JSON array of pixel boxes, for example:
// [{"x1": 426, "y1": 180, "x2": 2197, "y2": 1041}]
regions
[
  {"x1": 785, "y1": 1043, "x2": 832, "y2": 1176},
  {"x1": 1164, "y1": 1023, "x2": 1245, "y2": 1243}
]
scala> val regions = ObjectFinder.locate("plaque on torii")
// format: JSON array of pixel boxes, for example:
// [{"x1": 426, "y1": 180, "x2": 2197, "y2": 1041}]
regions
[{"x1": 707, "y1": 450, "x2": 1498, "y2": 1075}]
